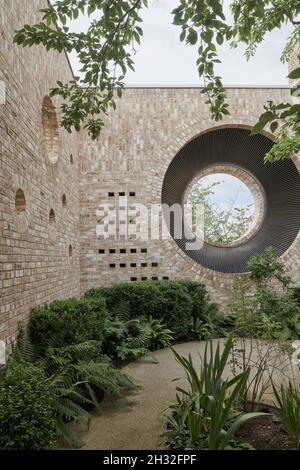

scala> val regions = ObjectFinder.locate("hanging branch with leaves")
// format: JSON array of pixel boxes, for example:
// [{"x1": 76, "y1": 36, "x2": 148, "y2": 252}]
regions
[{"x1": 14, "y1": 0, "x2": 300, "y2": 162}]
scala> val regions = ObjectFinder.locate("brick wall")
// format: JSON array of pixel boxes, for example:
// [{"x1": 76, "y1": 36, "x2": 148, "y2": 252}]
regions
[
  {"x1": 79, "y1": 87, "x2": 300, "y2": 308},
  {"x1": 0, "y1": 0, "x2": 81, "y2": 343}
]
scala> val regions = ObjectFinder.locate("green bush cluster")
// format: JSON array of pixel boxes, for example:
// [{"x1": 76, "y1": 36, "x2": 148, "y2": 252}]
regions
[
  {"x1": 29, "y1": 297, "x2": 106, "y2": 352},
  {"x1": 164, "y1": 336, "x2": 263, "y2": 450},
  {"x1": 85, "y1": 280, "x2": 220, "y2": 340},
  {"x1": 0, "y1": 280, "x2": 220, "y2": 450},
  {"x1": 0, "y1": 365, "x2": 57, "y2": 450},
  {"x1": 231, "y1": 248, "x2": 300, "y2": 341}
]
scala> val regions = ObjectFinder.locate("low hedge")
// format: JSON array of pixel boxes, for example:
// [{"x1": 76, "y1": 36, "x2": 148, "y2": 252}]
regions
[
  {"x1": 29, "y1": 297, "x2": 107, "y2": 353},
  {"x1": 85, "y1": 280, "x2": 215, "y2": 339}
]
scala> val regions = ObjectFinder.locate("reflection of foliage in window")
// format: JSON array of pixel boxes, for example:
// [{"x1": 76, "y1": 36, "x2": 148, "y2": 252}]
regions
[{"x1": 187, "y1": 179, "x2": 254, "y2": 244}]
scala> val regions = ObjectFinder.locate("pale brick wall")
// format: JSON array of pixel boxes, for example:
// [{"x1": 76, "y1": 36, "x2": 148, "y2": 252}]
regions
[
  {"x1": 79, "y1": 87, "x2": 300, "y2": 309},
  {"x1": 0, "y1": 0, "x2": 81, "y2": 343}
]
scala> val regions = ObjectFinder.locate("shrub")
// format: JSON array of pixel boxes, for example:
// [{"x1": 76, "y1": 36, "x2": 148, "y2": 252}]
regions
[
  {"x1": 292, "y1": 287, "x2": 300, "y2": 307},
  {"x1": 165, "y1": 336, "x2": 264, "y2": 450},
  {"x1": 231, "y1": 248, "x2": 300, "y2": 340},
  {"x1": 273, "y1": 381, "x2": 300, "y2": 450},
  {"x1": 102, "y1": 309, "x2": 173, "y2": 364},
  {"x1": 29, "y1": 297, "x2": 107, "y2": 352},
  {"x1": 11, "y1": 333, "x2": 135, "y2": 448},
  {"x1": 0, "y1": 364, "x2": 57, "y2": 450},
  {"x1": 86, "y1": 280, "x2": 215, "y2": 340}
]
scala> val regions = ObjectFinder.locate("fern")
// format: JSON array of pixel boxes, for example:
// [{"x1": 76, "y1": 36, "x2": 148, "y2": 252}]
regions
[{"x1": 9, "y1": 332, "x2": 135, "y2": 447}]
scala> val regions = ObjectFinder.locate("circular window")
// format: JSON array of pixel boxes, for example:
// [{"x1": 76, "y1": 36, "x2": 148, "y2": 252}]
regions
[
  {"x1": 15, "y1": 188, "x2": 26, "y2": 214},
  {"x1": 162, "y1": 127, "x2": 300, "y2": 273},
  {"x1": 184, "y1": 165, "x2": 265, "y2": 248}
]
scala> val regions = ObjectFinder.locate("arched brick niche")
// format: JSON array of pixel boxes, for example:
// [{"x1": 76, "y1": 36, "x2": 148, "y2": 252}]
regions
[
  {"x1": 15, "y1": 188, "x2": 26, "y2": 214},
  {"x1": 42, "y1": 96, "x2": 60, "y2": 164},
  {"x1": 49, "y1": 208, "x2": 56, "y2": 223},
  {"x1": 162, "y1": 127, "x2": 300, "y2": 273}
]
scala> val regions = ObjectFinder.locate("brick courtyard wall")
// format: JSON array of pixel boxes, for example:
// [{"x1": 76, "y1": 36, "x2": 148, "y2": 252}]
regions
[
  {"x1": 0, "y1": 0, "x2": 81, "y2": 343},
  {"x1": 79, "y1": 86, "x2": 300, "y2": 308}
]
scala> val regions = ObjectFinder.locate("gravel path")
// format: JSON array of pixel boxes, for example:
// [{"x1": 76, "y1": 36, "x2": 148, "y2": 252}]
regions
[{"x1": 81, "y1": 339, "x2": 298, "y2": 450}]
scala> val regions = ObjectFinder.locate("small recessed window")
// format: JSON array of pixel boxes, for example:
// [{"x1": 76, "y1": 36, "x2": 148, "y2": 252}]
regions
[
  {"x1": 69, "y1": 245, "x2": 73, "y2": 257},
  {"x1": 49, "y1": 209, "x2": 56, "y2": 223},
  {"x1": 15, "y1": 189, "x2": 26, "y2": 214},
  {"x1": 131, "y1": 277, "x2": 137, "y2": 282},
  {"x1": 109, "y1": 249, "x2": 116, "y2": 254},
  {"x1": 110, "y1": 263, "x2": 116, "y2": 268},
  {"x1": 141, "y1": 248, "x2": 147, "y2": 253},
  {"x1": 163, "y1": 277, "x2": 169, "y2": 280},
  {"x1": 152, "y1": 262, "x2": 158, "y2": 267},
  {"x1": 108, "y1": 192, "x2": 115, "y2": 197},
  {"x1": 131, "y1": 263, "x2": 137, "y2": 268},
  {"x1": 70, "y1": 154, "x2": 74, "y2": 164},
  {"x1": 130, "y1": 249, "x2": 137, "y2": 254},
  {"x1": 42, "y1": 96, "x2": 59, "y2": 164},
  {"x1": 120, "y1": 263, "x2": 126, "y2": 268},
  {"x1": 129, "y1": 192, "x2": 136, "y2": 197},
  {"x1": 120, "y1": 249, "x2": 126, "y2": 254},
  {"x1": 141, "y1": 263, "x2": 147, "y2": 267},
  {"x1": 152, "y1": 277, "x2": 158, "y2": 281},
  {"x1": 119, "y1": 192, "x2": 126, "y2": 197},
  {"x1": 141, "y1": 277, "x2": 147, "y2": 281},
  {"x1": 99, "y1": 249, "x2": 105, "y2": 254},
  {"x1": 62, "y1": 194, "x2": 67, "y2": 207}
]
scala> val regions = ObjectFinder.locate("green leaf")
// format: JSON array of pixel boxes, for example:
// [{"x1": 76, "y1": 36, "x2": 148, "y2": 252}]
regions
[
  {"x1": 270, "y1": 121, "x2": 278, "y2": 133},
  {"x1": 288, "y1": 67, "x2": 300, "y2": 80},
  {"x1": 188, "y1": 30, "x2": 198, "y2": 45}
]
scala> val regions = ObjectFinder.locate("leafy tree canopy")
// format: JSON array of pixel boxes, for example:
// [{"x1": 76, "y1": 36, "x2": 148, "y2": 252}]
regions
[
  {"x1": 14, "y1": 0, "x2": 300, "y2": 161},
  {"x1": 187, "y1": 178, "x2": 254, "y2": 243}
]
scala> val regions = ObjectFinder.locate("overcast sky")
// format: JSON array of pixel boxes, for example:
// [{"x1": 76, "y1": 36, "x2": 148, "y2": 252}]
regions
[{"x1": 69, "y1": 0, "x2": 293, "y2": 86}]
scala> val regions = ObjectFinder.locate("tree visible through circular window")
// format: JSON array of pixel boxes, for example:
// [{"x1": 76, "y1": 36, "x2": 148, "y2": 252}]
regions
[{"x1": 186, "y1": 173, "x2": 256, "y2": 246}]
